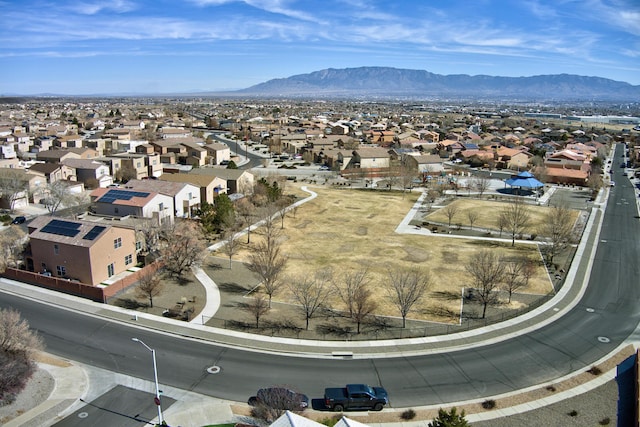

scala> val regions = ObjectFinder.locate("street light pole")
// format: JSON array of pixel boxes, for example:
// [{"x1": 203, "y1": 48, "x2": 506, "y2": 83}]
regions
[{"x1": 132, "y1": 338, "x2": 164, "y2": 425}]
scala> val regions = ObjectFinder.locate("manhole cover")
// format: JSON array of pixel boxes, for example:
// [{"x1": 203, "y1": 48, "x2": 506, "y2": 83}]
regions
[
  {"x1": 78, "y1": 412, "x2": 89, "y2": 419},
  {"x1": 207, "y1": 365, "x2": 221, "y2": 374},
  {"x1": 586, "y1": 308, "x2": 595, "y2": 312},
  {"x1": 598, "y1": 336, "x2": 610, "y2": 343}
]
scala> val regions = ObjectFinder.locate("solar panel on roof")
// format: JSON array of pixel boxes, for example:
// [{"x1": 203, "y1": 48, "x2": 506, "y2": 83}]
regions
[
  {"x1": 83, "y1": 225, "x2": 106, "y2": 241},
  {"x1": 97, "y1": 189, "x2": 150, "y2": 203},
  {"x1": 40, "y1": 219, "x2": 81, "y2": 237}
]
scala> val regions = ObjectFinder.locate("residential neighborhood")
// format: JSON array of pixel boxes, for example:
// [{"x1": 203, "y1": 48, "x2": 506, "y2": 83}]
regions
[{"x1": 1, "y1": 97, "x2": 639, "y2": 427}]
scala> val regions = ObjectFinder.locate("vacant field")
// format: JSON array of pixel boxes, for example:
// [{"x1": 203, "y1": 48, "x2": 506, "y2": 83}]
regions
[
  {"x1": 424, "y1": 197, "x2": 581, "y2": 233},
  {"x1": 224, "y1": 184, "x2": 555, "y2": 324}
]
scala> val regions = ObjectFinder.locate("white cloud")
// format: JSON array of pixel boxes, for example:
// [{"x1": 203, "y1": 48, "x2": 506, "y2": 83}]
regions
[{"x1": 69, "y1": 0, "x2": 137, "y2": 15}]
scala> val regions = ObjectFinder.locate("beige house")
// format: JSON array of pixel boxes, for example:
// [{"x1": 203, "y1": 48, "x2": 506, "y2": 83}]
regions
[
  {"x1": 25, "y1": 216, "x2": 137, "y2": 286},
  {"x1": 160, "y1": 171, "x2": 227, "y2": 204},
  {"x1": 350, "y1": 147, "x2": 391, "y2": 169}
]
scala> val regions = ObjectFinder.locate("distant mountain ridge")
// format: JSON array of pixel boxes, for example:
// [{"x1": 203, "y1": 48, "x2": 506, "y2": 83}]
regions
[{"x1": 236, "y1": 66, "x2": 640, "y2": 101}]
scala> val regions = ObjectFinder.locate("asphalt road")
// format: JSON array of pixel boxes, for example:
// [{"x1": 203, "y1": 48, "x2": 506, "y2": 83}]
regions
[{"x1": 1, "y1": 144, "x2": 638, "y2": 409}]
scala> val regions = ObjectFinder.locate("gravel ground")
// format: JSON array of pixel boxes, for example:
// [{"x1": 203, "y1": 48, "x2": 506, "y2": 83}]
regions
[
  {"x1": 472, "y1": 380, "x2": 618, "y2": 426},
  {"x1": 0, "y1": 367, "x2": 54, "y2": 425}
]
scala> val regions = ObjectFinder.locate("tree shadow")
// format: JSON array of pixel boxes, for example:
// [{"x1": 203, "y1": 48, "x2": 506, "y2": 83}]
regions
[
  {"x1": 316, "y1": 323, "x2": 353, "y2": 338},
  {"x1": 175, "y1": 276, "x2": 193, "y2": 286},
  {"x1": 207, "y1": 262, "x2": 224, "y2": 271},
  {"x1": 113, "y1": 298, "x2": 148, "y2": 310},
  {"x1": 218, "y1": 282, "x2": 250, "y2": 294},
  {"x1": 431, "y1": 290, "x2": 461, "y2": 301}
]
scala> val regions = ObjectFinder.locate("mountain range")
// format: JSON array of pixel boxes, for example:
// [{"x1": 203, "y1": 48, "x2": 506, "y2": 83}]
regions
[{"x1": 235, "y1": 67, "x2": 640, "y2": 101}]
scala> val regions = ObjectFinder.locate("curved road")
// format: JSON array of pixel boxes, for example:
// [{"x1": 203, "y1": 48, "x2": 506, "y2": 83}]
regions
[{"x1": 1, "y1": 145, "x2": 638, "y2": 408}]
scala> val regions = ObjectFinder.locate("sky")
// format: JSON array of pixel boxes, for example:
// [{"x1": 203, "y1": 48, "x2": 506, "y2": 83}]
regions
[{"x1": 0, "y1": 0, "x2": 639, "y2": 95}]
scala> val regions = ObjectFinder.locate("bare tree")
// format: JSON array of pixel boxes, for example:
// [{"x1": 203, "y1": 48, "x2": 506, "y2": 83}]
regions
[
  {"x1": 443, "y1": 202, "x2": 459, "y2": 228},
  {"x1": 236, "y1": 197, "x2": 256, "y2": 243},
  {"x1": 41, "y1": 181, "x2": 76, "y2": 215},
  {"x1": 0, "y1": 226, "x2": 27, "y2": 273},
  {"x1": 386, "y1": 268, "x2": 432, "y2": 328},
  {"x1": 0, "y1": 308, "x2": 43, "y2": 403},
  {"x1": 333, "y1": 268, "x2": 370, "y2": 318},
  {"x1": 334, "y1": 269, "x2": 377, "y2": 333},
  {"x1": 0, "y1": 169, "x2": 30, "y2": 212},
  {"x1": 250, "y1": 385, "x2": 307, "y2": 423},
  {"x1": 473, "y1": 176, "x2": 491, "y2": 197},
  {"x1": 465, "y1": 250, "x2": 505, "y2": 318},
  {"x1": 502, "y1": 256, "x2": 531, "y2": 303},
  {"x1": 246, "y1": 211, "x2": 288, "y2": 307},
  {"x1": 351, "y1": 279, "x2": 377, "y2": 334},
  {"x1": 500, "y1": 198, "x2": 531, "y2": 246},
  {"x1": 159, "y1": 220, "x2": 208, "y2": 278},
  {"x1": 538, "y1": 203, "x2": 575, "y2": 265},
  {"x1": 399, "y1": 162, "x2": 417, "y2": 196},
  {"x1": 244, "y1": 294, "x2": 270, "y2": 328},
  {"x1": 466, "y1": 210, "x2": 479, "y2": 230},
  {"x1": 496, "y1": 213, "x2": 508, "y2": 238},
  {"x1": 221, "y1": 224, "x2": 241, "y2": 269},
  {"x1": 135, "y1": 269, "x2": 163, "y2": 307},
  {"x1": 276, "y1": 197, "x2": 291, "y2": 229},
  {"x1": 288, "y1": 269, "x2": 333, "y2": 330}
]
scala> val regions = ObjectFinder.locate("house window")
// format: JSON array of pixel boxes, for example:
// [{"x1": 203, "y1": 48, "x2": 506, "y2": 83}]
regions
[
  {"x1": 159, "y1": 202, "x2": 164, "y2": 211},
  {"x1": 135, "y1": 241, "x2": 142, "y2": 251},
  {"x1": 114, "y1": 237, "x2": 122, "y2": 249},
  {"x1": 125, "y1": 254, "x2": 133, "y2": 265},
  {"x1": 188, "y1": 192, "x2": 192, "y2": 200},
  {"x1": 136, "y1": 162, "x2": 142, "y2": 168},
  {"x1": 54, "y1": 244, "x2": 59, "y2": 255},
  {"x1": 107, "y1": 263, "x2": 115, "y2": 277},
  {"x1": 56, "y1": 265, "x2": 66, "y2": 276}
]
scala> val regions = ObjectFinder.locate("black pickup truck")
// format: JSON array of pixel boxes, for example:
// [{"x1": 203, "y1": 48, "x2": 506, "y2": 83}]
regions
[{"x1": 324, "y1": 384, "x2": 388, "y2": 412}]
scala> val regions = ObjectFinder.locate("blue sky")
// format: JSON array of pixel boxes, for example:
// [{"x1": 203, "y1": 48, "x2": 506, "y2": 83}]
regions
[{"x1": 1, "y1": 0, "x2": 639, "y2": 95}]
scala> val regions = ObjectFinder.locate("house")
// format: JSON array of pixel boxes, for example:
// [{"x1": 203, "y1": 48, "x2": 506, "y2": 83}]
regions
[
  {"x1": 90, "y1": 187, "x2": 174, "y2": 224},
  {"x1": 123, "y1": 179, "x2": 201, "y2": 218},
  {"x1": 160, "y1": 170, "x2": 227, "y2": 203},
  {"x1": 25, "y1": 216, "x2": 137, "y2": 286},
  {"x1": 0, "y1": 168, "x2": 41, "y2": 210},
  {"x1": 543, "y1": 149, "x2": 590, "y2": 185},
  {"x1": 36, "y1": 147, "x2": 99, "y2": 163},
  {"x1": 160, "y1": 127, "x2": 192, "y2": 139},
  {"x1": 202, "y1": 142, "x2": 231, "y2": 165},
  {"x1": 104, "y1": 153, "x2": 152, "y2": 181},
  {"x1": 134, "y1": 144, "x2": 163, "y2": 177},
  {"x1": 28, "y1": 162, "x2": 75, "y2": 183},
  {"x1": 191, "y1": 167, "x2": 254, "y2": 195},
  {"x1": 54, "y1": 135, "x2": 84, "y2": 149},
  {"x1": 61, "y1": 158, "x2": 113, "y2": 188},
  {"x1": 179, "y1": 140, "x2": 207, "y2": 166},
  {"x1": 404, "y1": 154, "x2": 446, "y2": 176},
  {"x1": 349, "y1": 147, "x2": 391, "y2": 170},
  {"x1": 495, "y1": 147, "x2": 532, "y2": 170}
]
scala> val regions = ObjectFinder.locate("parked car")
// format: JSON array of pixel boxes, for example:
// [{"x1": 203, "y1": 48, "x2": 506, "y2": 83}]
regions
[
  {"x1": 324, "y1": 383, "x2": 388, "y2": 412},
  {"x1": 250, "y1": 387, "x2": 309, "y2": 410},
  {"x1": 11, "y1": 216, "x2": 26, "y2": 224}
]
